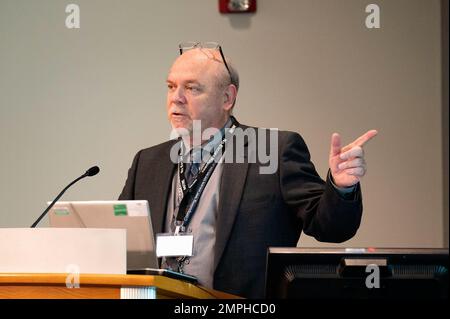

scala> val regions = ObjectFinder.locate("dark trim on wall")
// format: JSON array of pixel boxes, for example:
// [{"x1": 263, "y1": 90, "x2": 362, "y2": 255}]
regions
[{"x1": 441, "y1": 0, "x2": 449, "y2": 248}]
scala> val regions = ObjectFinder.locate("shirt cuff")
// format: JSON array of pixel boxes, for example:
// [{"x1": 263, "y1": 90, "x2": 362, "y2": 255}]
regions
[{"x1": 328, "y1": 171, "x2": 357, "y2": 199}]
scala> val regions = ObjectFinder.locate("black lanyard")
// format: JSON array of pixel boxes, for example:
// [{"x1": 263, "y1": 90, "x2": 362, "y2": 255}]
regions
[{"x1": 174, "y1": 124, "x2": 236, "y2": 234}]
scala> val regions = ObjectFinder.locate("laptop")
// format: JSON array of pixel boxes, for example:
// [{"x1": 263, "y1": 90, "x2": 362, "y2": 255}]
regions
[{"x1": 48, "y1": 200, "x2": 197, "y2": 283}]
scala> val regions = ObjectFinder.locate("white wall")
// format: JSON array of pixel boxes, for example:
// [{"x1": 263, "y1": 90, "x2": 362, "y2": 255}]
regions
[{"x1": 0, "y1": 0, "x2": 446, "y2": 247}]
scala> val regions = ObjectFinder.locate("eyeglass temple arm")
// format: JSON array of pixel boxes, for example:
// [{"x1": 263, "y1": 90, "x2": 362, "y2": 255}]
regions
[{"x1": 218, "y1": 47, "x2": 231, "y2": 77}]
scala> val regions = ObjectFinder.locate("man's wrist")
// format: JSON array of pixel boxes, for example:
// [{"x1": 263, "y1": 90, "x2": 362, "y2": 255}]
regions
[{"x1": 328, "y1": 171, "x2": 357, "y2": 199}]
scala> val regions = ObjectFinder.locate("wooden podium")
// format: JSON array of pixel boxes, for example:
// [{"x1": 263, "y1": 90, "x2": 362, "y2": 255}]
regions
[{"x1": 0, "y1": 273, "x2": 240, "y2": 299}]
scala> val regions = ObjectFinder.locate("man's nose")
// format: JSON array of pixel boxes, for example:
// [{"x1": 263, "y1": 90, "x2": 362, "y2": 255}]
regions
[{"x1": 170, "y1": 87, "x2": 187, "y2": 104}]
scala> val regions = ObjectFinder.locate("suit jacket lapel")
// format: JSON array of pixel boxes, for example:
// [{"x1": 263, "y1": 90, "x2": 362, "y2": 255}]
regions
[
  {"x1": 214, "y1": 123, "x2": 250, "y2": 272},
  {"x1": 148, "y1": 141, "x2": 178, "y2": 235}
]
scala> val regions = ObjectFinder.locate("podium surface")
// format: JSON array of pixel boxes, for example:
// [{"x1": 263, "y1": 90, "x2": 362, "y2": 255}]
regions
[{"x1": 0, "y1": 273, "x2": 240, "y2": 299}]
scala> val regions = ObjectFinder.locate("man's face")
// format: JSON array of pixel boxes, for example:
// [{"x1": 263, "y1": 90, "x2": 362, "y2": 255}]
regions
[{"x1": 166, "y1": 49, "x2": 231, "y2": 135}]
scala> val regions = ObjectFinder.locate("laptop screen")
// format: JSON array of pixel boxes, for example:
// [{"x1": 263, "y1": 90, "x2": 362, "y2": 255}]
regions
[{"x1": 48, "y1": 200, "x2": 158, "y2": 270}]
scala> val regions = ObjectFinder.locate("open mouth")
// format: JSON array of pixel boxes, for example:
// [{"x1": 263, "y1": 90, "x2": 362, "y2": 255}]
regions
[{"x1": 171, "y1": 112, "x2": 187, "y2": 118}]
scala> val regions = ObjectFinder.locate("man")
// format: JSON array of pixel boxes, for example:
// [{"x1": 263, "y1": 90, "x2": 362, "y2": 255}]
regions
[{"x1": 119, "y1": 42, "x2": 377, "y2": 298}]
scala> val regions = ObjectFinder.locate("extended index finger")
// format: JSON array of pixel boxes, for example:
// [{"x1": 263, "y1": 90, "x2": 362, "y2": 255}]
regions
[{"x1": 353, "y1": 130, "x2": 378, "y2": 147}]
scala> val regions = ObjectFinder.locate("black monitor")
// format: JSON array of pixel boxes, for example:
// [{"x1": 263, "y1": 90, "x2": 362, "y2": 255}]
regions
[{"x1": 265, "y1": 248, "x2": 448, "y2": 299}]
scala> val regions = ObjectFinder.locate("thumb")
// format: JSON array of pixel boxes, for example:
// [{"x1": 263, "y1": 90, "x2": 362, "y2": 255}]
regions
[{"x1": 329, "y1": 133, "x2": 342, "y2": 158}]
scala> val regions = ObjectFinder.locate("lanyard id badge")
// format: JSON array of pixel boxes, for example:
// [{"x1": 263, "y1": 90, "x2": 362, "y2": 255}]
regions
[{"x1": 156, "y1": 232, "x2": 194, "y2": 258}]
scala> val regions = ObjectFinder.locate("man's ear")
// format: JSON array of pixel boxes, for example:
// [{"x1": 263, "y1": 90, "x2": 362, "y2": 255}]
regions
[{"x1": 223, "y1": 84, "x2": 237, "y2": 112}]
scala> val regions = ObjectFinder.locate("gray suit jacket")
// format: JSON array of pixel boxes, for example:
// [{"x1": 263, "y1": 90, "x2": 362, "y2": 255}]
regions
[{"x1": 119, "y1": 122, "x2": 363, "y2": 298}]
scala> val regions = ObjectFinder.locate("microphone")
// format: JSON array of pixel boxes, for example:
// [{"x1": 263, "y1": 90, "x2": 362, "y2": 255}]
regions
[
  {"x1": 85, "y1": 166, "x2": 100, "y2": 177},
  {"x1": 30, "y1": 166, "x2": 100, "y2": 228}
]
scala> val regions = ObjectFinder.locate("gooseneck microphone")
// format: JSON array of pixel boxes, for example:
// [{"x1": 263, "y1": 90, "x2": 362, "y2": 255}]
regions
[{"x1": 30, "y1": 166, "x2": 100, "y2": 228}]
